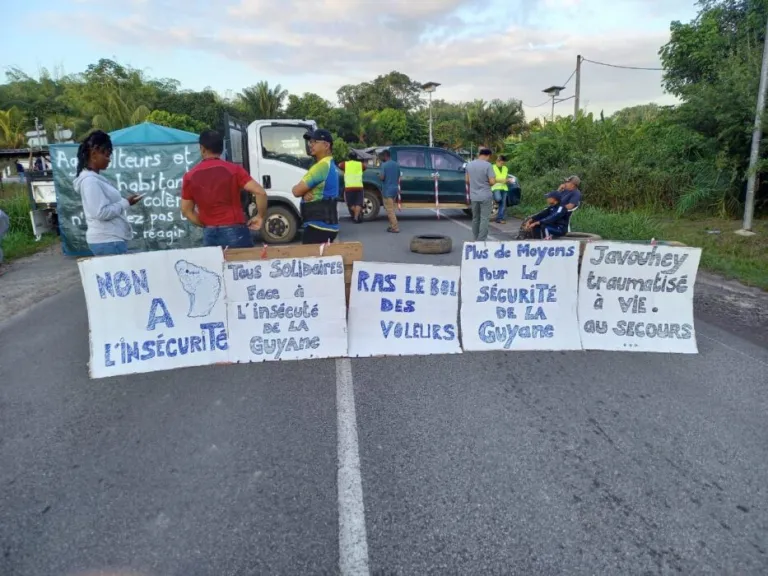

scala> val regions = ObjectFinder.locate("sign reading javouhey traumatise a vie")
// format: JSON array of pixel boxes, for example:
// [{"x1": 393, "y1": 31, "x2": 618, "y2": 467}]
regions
[
  {"x1": 578, "y1": 242, "x2": 702, "y2": 353},
  {"x1": 79, "y1": 247, "x2": 230, "y2": 379},
  {"x1": 460, "y1": 241, "x2": 582, "y2": 351},
  {"x1": 224, "y1": 256, "x2": 348, "y2": 362},
  {"x1": 50, "y1": 143, "x2": 203, "y2": 255}
]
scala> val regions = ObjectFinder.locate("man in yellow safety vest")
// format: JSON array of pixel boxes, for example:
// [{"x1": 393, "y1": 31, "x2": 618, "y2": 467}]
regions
[
  {"x1": 492, "y1": 154, "x2": 513, "y2": 224},
  {"x1": 339, "y1": 152, "x2": 366, "y2": 223}
]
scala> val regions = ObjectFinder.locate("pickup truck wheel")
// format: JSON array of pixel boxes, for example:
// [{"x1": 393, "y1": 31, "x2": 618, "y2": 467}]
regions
[
  {"x1": 361, "y1": 189, "x2": 381, "y2": 222},
  {"x1": 261, "y1": 205, "x2": 298, "y2": 244},
  {"x1": 410, "y1": 234, "x2": 452, "y2": 255}
]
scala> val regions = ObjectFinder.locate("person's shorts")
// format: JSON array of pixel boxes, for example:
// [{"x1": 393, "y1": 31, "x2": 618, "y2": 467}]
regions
[{"x1": 345, "y1": 190, "x2": 364, "y2": 207}]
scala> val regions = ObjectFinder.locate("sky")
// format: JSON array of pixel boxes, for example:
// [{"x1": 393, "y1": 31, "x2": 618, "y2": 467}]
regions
[{"x1": 2, "y1": 0, "x2": 699, "y2": 119}]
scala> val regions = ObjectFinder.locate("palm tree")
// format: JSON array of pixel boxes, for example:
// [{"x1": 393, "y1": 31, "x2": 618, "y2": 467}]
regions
[
  {"x1": 89, "y1": 82, "x2": 150, "y2": 131},
  {"x1": 237, "y1": 81, "x2": 288, "y2": 120},
  {"x1": 0, "y1": 107, "x2": 26, "y2": 147}
]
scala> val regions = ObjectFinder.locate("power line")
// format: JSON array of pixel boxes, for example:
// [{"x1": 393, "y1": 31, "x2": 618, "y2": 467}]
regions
[
  {"x1": 582, "y1": 57, "x2": 663, "y2": 71},
  {"x1": 562, "y1": 69, "x2": 577, "y2": 86},
  {"x1": 522, "y1": 98, "x2": 552, "y2": 108}
]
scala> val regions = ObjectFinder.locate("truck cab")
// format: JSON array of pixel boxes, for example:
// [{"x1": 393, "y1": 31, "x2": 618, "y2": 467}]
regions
[{"x1": 224, "y1": 116, "x2": 317, "y2": 244}]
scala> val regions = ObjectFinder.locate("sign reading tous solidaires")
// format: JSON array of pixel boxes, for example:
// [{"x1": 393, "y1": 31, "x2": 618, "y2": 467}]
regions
[
  {"x1": 577, "y1": 242, "x2": 702, "y2": 353},
  {"x1": 347, "y1": 261, "x2": 462, "y2": 357},
  {"x1": 460, "y1": 241, "x2": 582, "y2": 351},
  {"x1": 224, "y1": 256, "x2": 348, "y2": 362},
  {"x1": 79, "y1": 247, "x2": 230, "y2": 379}
]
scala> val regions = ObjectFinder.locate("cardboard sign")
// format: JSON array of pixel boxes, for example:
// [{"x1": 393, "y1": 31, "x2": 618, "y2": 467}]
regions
[
  {"x1": 460, "y1": 241, "x2": 582, "y2": 351},
  {"x1": 78, "y1": 247, "x2": 229, "y2": 378},
  {"x1": 347, "y1": 261, "x2": 462, "y2": 357},
  {"x1": 578, "y1": 242, "x2": 702, "y2": 353},
  {"x1": 224, "y1": 256, "x2": 348, "y2": 362}
]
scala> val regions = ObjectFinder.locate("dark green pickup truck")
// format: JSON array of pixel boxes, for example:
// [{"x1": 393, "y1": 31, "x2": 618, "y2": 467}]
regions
[{"x1": 346, "y1": 145, "x2": 521, "y2": 222}]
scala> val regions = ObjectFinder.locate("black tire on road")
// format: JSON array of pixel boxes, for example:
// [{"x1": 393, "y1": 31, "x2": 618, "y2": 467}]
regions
[
  {"x1": 361, "y1": 188, "x2": 381, "y2": 222},
  {"x1": 261, "y1": 205, "x2": 299, "y2": 244},
  {"x1": 410, "y1": 234, "x2": 453, "y2": 255},
  {"x1": 564, "y1": 231, "x2": 602, "y2": 241},
  {"x1": 463, "y1": 208, "x2": 473, "y2": 217}
]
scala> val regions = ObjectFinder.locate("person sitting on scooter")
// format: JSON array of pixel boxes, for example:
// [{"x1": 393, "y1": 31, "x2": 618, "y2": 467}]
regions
[{"x1": 524, "y1": 191, "x2": 569, "y2": 239}]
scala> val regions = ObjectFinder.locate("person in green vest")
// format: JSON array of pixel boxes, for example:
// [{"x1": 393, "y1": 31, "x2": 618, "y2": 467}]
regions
[
  {"x1": 492, "y1": 154, "x2": 513, "y2": 224},
  {"x1": 338, "y1": 152, "x2": 366, "y2": 223}
]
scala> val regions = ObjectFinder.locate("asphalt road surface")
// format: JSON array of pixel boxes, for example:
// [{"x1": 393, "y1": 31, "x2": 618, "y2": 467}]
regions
[{"x1": 1, "y1": 210, "x2": 767, "y2": 576}]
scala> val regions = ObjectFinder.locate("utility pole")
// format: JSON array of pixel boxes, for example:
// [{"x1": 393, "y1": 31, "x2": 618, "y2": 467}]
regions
[
  {"x1": 421, "y1": 81, "x2": 441, "y2": 148},
  {"x1": 737, "y1": 16, "x2": 768, "y2": 236},
  {"x1": 574, "y1": 55, "x2": 582, "y2": 119}
]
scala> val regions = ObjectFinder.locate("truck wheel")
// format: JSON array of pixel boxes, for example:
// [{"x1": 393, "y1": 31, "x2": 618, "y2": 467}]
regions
[
  {"x1": 261, "y1": 205, "x2": 298, "y2": 244},
  {"x1": 361, "y1": 189, "x2": 381, "y2": 222},
  {"x1": 410, "y1": 234, "x2": 452, "y2": 255},
  {"x1": 463, "y1": 208, "x2": 473, "y2": 217}
]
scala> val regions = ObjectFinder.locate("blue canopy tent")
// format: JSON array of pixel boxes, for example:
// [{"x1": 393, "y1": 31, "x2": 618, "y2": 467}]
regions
[
  {"x1": 108, "y1": 122, "x2": 199, "y2": 145},
  {"x1": 51, "y1": 122, "x2": 204, "y2": 256}
]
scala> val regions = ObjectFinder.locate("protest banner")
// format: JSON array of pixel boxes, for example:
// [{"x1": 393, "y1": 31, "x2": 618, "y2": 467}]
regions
[
  {"x1": 224, "y1": 256, "x2": 348, "y2": 362},
  {"x1": 78, "y1": 247, "x2": 229, "y2": 378},
  {"x1": 460, "y1": 241, "x2": 582, "y2": 351},
  {"x1": 50, "y1": 143, "x2": 202, "y2": 255},
  {"x1": 577, "y1": 242, "x2": 702, "y2": 353},
  {"x1": 347, "y1": 261, "x2": 462, "y2": 357}
]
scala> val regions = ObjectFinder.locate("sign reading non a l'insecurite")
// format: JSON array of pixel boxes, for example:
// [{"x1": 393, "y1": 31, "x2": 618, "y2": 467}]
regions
[{"x1": 78, "y1": 247, "x2": 229, "y2": 378}]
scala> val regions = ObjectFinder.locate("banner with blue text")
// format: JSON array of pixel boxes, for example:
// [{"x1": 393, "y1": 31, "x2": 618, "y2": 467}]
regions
[{"x1": 460, "y1": 241, "x2": 582, "y2": 351}]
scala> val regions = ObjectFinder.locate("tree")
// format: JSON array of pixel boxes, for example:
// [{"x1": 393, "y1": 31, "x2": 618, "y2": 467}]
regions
[
  {"x1": 285, "y1": 92, "x2": 332, "y2": 126},
  {"x1": 337, "y1": 71, "x2": 423, "y2": 112},
  {"x1": 146, "y1": 110, "x2": 207, "y2": 133},
  {"x1": 237, "y1": 81, "x2": 288, "y2": 120},
  {"x1": 372, "y1": 108, "x2": 408, "y2": 144}
]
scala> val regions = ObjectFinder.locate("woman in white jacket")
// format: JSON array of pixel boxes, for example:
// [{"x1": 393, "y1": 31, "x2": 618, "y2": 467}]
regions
[{"x1": 73, "y1": 130, "x2": 141, "y2": 256}]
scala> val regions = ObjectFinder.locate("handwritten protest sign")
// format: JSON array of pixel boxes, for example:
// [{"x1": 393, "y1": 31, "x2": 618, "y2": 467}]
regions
[
  {"x1": 78, "y1": 247, "x2": 229, "y2": 378},
  {"x1": 224, "y1": 256, "x2": 348, "y2": 362},
  {"x1": 460, "y1": 241, "x2": 582, "y2": 351},
  {"x1": 578, "y1": 242, "x2": 702, "y2": 353},
  {"x1": 51, "y1": 143, "x2": 202, "y2": 255},
  {"x1": 347, "y1": 261, "x2": 461, "y2": 357}
]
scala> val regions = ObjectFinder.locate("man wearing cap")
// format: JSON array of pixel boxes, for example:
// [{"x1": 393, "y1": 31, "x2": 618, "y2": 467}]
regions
[
  {"x1": 525, "y1": 190, "x2": 569, "y2": 239},
  {"x1": 292, "y1": 128, "x2": 341, "y2": 244},
  {"x1": 465, "y1": 147, "x2": 497, "y2": 241},
  {"x1": 558, "y1": 175, "x2": 582, "y2": 210}
]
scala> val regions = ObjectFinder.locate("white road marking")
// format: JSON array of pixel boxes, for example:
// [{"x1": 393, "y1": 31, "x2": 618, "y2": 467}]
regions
[
  {"x1": 336, "y1": 357, "x2": 370, "y2": 576},
  {"x1": 697, "y1": 332, "x2": 768, "y2": 368},
  {"x1": 432, "y1": 209, "x2": 501, "y2": 241}
]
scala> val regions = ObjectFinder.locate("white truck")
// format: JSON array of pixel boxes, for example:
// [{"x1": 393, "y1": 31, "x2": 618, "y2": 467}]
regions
[{"x1": 223, "y1": 116, "x2": 320, "y2": 244}]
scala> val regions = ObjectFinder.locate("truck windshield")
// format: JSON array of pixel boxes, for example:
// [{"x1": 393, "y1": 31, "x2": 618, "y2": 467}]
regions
[{"x1": 260, "y1": 125, "x2": 314, "y2": 170}]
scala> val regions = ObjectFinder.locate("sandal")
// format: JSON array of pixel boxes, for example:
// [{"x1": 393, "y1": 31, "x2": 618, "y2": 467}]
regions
[{"x1": 387, "y1": 227, "x2": 400, "y2": 233}]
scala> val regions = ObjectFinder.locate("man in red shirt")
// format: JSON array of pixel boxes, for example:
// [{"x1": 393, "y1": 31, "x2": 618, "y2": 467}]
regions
[{"x1": 181, "y1": 130, "x2": 267, "y2": 248}]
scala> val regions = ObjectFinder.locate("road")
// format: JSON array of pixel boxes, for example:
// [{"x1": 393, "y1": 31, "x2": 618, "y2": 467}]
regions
[{"x1": 1, "y1": 210, "x2": 767, "y2": 576}]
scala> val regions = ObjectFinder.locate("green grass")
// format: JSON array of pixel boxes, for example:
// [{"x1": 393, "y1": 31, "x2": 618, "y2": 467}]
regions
[
  {"x1": 0, "y1": 183, "x2": 59, "y2": 262},
  {"x1": 508, "y1": 201, "x2": 768, "y2": 291}
]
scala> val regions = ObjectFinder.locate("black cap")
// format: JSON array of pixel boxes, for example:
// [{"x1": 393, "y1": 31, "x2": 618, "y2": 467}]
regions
[{"x1": 303, "y1": 128, "x2": 333, "y2": 144}]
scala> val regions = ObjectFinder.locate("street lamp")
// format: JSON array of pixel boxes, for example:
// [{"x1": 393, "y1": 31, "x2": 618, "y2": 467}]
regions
[
  {"x1": 422, "y1": 81, "x2": 441, "y2": 147},
  {"x1": 542, "y1": 85, "x2": 566, "y2": 122}
]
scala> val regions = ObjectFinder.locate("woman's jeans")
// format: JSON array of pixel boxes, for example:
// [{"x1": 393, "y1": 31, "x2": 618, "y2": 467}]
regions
[
  {"x1": 203, "y1": 224, "x2": 254, "y2": 248},
  {"x1": 89, "y1": 241, "x2": 129, "y2": 256},
  {"x1": 493, "y1": 189, "x2": 508, "y2": 222}
]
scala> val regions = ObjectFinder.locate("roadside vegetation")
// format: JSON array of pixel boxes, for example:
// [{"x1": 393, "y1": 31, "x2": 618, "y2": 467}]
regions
[
  {"x1": 0, "y1": 0, "x2": 765, "y2": 287},
  {"x1": 0, "y1": 184, "x2": 58, "y2": 262}
]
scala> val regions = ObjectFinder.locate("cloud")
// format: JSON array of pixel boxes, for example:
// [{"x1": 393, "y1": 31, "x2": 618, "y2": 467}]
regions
[{"x1": 34, "y1": 0, "x2": 692, "y2": 115}]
